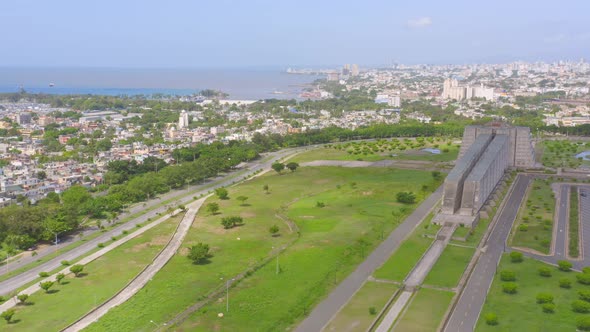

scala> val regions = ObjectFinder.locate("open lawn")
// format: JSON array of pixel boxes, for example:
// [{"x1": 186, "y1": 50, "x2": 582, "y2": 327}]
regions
[
  {"x1": 541, "y1": 140, "x2": 590, "y2": 168},
  {"x1": 476, "y1": 255, "x2": 586, "y2": 332},
  {"x1": 510, "y1": 178, "x2": 555, "y2": 254},
  {"x1": 423, "y1": 245, "x2": 475, "y2": 289},
  {"x1": 372, "y1": 213, "x2": 438, "y2": 282},
  {"x1": 1, "y1": 214, "x2": 183, "y2": 331},
  {"x1": 324, "y1": 281, "x2": 396, "y2": 332},
  {"x1": 85, "y1": 166, "x2": 438, "y2": 332},
  {"x1": 291, "y1": 138, "x2": 459, "y2": 164},
  {"x1": 393, "y1": 288, "x2": 454, "y2": 332}
]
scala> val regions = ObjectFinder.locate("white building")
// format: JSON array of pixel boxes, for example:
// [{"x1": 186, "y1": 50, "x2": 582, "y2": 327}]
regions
[{"x1": 178, "y1": 110, "x2": 189, "y2": 129}]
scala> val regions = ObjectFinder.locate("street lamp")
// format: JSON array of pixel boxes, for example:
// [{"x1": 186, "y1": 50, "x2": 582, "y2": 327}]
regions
[{"x1": 221, "y1": 277, "x2": 235, "y2": 312}]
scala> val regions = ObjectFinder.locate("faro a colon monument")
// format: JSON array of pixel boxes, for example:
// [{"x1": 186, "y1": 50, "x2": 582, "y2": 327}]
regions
[{"x1": 433, "y1": 123, "x2": 536, "y2": 227}]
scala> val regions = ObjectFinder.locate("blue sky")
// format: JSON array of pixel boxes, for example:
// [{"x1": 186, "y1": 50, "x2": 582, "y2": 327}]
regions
[{"x1": 1, "y1": 0, "x2": 589, "y2": 67}]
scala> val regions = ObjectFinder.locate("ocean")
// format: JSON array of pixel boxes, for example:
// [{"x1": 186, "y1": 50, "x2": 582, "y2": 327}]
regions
[{"x1": 0, "y1": 67, "x2": 322, "y2": 100}]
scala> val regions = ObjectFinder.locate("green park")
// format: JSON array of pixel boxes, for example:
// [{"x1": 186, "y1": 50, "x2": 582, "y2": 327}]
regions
[{"x1": 82, "y1": 161, "x2": 441, "y2": 331}]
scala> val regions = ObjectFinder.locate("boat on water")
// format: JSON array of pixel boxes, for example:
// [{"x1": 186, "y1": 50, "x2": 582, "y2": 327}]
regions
[{"x1": 49, "y1": 83, "x2": 55, "y2": 87}]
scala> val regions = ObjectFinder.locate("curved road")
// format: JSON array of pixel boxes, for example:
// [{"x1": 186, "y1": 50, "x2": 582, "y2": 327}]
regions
[{"x1": 0, "y1": 148, "x2": 301, "y2": 296}]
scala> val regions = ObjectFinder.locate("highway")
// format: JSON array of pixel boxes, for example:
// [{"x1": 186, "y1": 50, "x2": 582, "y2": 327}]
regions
[
  {"x1": 0, "y1": 148, "x2": 300, "y2": 296},
  {"x1": 444, "y1": 174, "x2": 531, "y2": 332}
]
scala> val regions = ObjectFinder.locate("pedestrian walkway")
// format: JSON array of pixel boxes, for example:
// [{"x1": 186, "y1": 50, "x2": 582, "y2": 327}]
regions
[
  {"x1": 62, "y1": 197, "x2": 207, "y2": 332},
  {"x1": 374, "y1": 291, "x2": 412, "y2": 332}
]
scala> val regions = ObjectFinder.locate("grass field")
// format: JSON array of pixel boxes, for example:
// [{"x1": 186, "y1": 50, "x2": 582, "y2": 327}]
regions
[
  {"x1": 541, "y1": 140, "x2": 590, "y2": 168},
  {"x1": 510, "y1": 178, "x2": 555, "y2": 254},
  {"x1": 323, "y1": 281, "x2": 396, "y2": 332},
  {"x1": 569, "y1": 186, "x2": 580, "y2": 258},
  {"x1": 85, "y1": 166, "x2": 438, "y2": 332},
  {"x1": 1, "y1": 214, "x2": 183, "y2": 331},
  {"x1": 291, "y1": 139, "x2": 459, "y2": 164},
  {"x1": 423, "y1": 245, "x2": 475, "y2": 289},
  {"x1": 393, "y1": 288, "x2": 454, "y2": 332},
  {"x1": 476, "y1": 255, "x2": 586, "y2": 332},
  {"x1": 372, "y1": 213, "x2": 438, "y2": 282}
]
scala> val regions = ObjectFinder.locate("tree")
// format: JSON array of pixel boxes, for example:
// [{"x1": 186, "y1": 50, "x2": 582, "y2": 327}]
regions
[
  {"x1": 542, "y1": 303, "x2": 555, "y2": 313},
  {"x1": 56, "y1": 273, "x2": 65, "y2": 284},
  {"x1": 500, "y1": 270, "x2": 516, "y2": 281},
  {"x1": 580, "y1": 290, "x2": 590, "y2": 302},
  {"x1": 396, "y1": 192, "x2": 416, "y2": 204},
  {"x1": 36, "y1": 171, "x2": 47, "y2": 180},
  {"x1": 269, "y1": 225, "x2": 279, "y2": 237},
  {"x1": 536, "y1": 293, "x2": 554, "y2": 304},
  {"x1": 187, "y1": 243, "x2": 210, "y2": 264},
  {"x1": 17, "y1": 294, "x2": 29, "y2": 305},
  {"x1": 263, "y1": 184, "x2": 269, "y2": 194},
  {"x1": 272, "y1": 162, "x2": 285, "y2": 174},
  {"x1": 286, "y1": 162, "x2": 299, "y2": 172},
  {"x1": 221, "y1": 218, "x2": 234, "y2": 229},
  {"x1": 510, "y1": 251, "x2": 523, "y2": 263},
  {"x1": 578, "y1": 317, "x2": 590, "y2": 331},
  {"x1": 70, "y1": 264, "x2": 84, "y2": 277},
  {"x1": 538, "y1": 266, "x2": 552, "y2": 277},
  {"x1": 484, "y1": 312, "x2": 498, "y2": 326},
  {"x1": 559, "y1": 278, "x2": 572, "y2": 288},
  {"x1": 39, "y1": 281, "x2": 54, "y2": 293},
  {"x1": 573, "y1": 300, "x2": 590, "y2": 313},
  {"x1": 1, "y1": 309, "x2": 15, "y2": 324},
  {"x1": 221, "y1": 216, "x2": 243, "y2": 229},
  {"x1": 578, "y1": 273, "x2": 590, "y2": 285},
  {"x1": 215, "y1": 188, "x2": 229, "y2": 200},
  {"x1": 558, "y1": 260, "x2": 573, "y2": 271},
  {"x1": 431, "y1": 171, "x2": 442, "y2": 181},
  {"x1": 502, "y1": 282, "x2": 518, "y2": 294},
  {"x1": 236, "y1": 196, "x2": 249, "y2": 206},
  {"x1": 206, "y1": 202, "x2": 220, "y2": 215}
]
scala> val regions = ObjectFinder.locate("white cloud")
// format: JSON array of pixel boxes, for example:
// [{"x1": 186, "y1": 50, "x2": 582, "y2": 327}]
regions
[{"x1": 407, "y1": 17, "x2": 432, "y2": 28}]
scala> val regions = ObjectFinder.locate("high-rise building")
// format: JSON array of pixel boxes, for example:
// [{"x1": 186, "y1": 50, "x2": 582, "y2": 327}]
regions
[
  {"x1": 351, "y1": 64, "x2": 359, "y2": 76},
  {"x1": 16, "y1": 112, "x2": 32, "y2": 125},
  {"x1": 442, "y1": 79, "x2": 494, "y2": 101},
  {"x1": 342, "y1": 64, "x2": 351, "y2": 75},
  {"x1": 178, "y1": 110, "x2": 189, "y2": 129}
]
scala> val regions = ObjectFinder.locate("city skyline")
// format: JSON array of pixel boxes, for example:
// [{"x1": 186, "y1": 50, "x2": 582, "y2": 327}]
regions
[{"x1": 1, "y1": 0, "x2": 589, "y2": 68}]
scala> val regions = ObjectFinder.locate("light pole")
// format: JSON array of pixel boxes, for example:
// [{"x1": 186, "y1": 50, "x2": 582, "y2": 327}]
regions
[
  {"x1": 221, "y1": 277, "x2": 235, "y2": 312},
  {"x1": 149, "y1": 320, "x2": 158, "y2": 328}
]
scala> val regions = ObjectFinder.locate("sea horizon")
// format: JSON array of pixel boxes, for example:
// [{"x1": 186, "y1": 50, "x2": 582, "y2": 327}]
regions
[{"x1": 0, "y1": 67, "x2": 323, "y2": 100}]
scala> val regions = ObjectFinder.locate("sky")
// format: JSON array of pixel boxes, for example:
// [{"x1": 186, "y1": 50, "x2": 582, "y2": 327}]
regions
[{"x1": 1, "y1": 0, "x2": 590, "y2": 68}]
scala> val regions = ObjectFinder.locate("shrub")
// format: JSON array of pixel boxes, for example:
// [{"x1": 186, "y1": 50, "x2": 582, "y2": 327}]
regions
[
  {"x1": 510, "y1": 251, "x2": 523, "y2": 263},
  {"x1": 580, "y1": 290, "x2": 590, "y2": 302},
  {"x1": 559, "y1": 278, "x2": 572, "y2": 288},
  {"x1": 536, "y1": 293, "x2": 554, "y2": 304},
  {"x1": 502, "y1": 282, "x2": 518, "y2": 294},
  {"x1": 572, "y1": 300, "x2": 590, "y2": 313},
  {"x1": 542, "y1": 303, "x2": 555, "y2": 313},
  {"x1": 396, "y1": 191, "x2": 416, "y2": 204},
  {"x1": 39, "y1": 272, "x2": 49, "y2": 278},
  {"x1": 97, "y1": 243, "x2": 105, "y2": 248},
  {"x1": 578, "y1": 317, "x2": 590, "y2": 331},
  {"x1": 578, "y1": 274, "x2": 590, "y2": 285},
  {"x1": 484, "y1": 313, "x2": 498, "y2": 326},
  {"x1": 538, "y1": 267, "x2": 552, "y2": 277},
  {"x1": 519, "y1": 224, "x2": 528, "y2": 232},
  {"x1": 500, "y1": 270, "x2": 516, "y2": 281},
  {"x1": 369, "y1": 306, "x2": 377, "y2": 315},
  {"x1": 583, "y1": 267, "x2": 590, "y2": 274},
  {"x1": 558, "y1": 260, "x2": 573, "y2": 272},
  {"x1": 61, "y1": 260, "x2": 70, "y2": 266}
]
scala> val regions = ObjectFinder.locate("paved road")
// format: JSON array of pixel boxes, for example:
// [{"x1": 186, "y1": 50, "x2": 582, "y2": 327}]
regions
[
  {"x1": 0, "y1": 148, "x2": 299, "y2": 296},
  {"x1": 296, "y1": 186, "x2": 443, "y2": 332},
  {"x1": 519, "y1": 185, "x2": 590, "y2": 271},
  {"x1": 62, "y1": 197, "x2": 206, "y2": 332},
  {"x1": 444, "y1": 174, "x2": 531, "y2": 332},
  {"x1": 555, "y1": 184, "x2": 569, "y2": 260}
]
